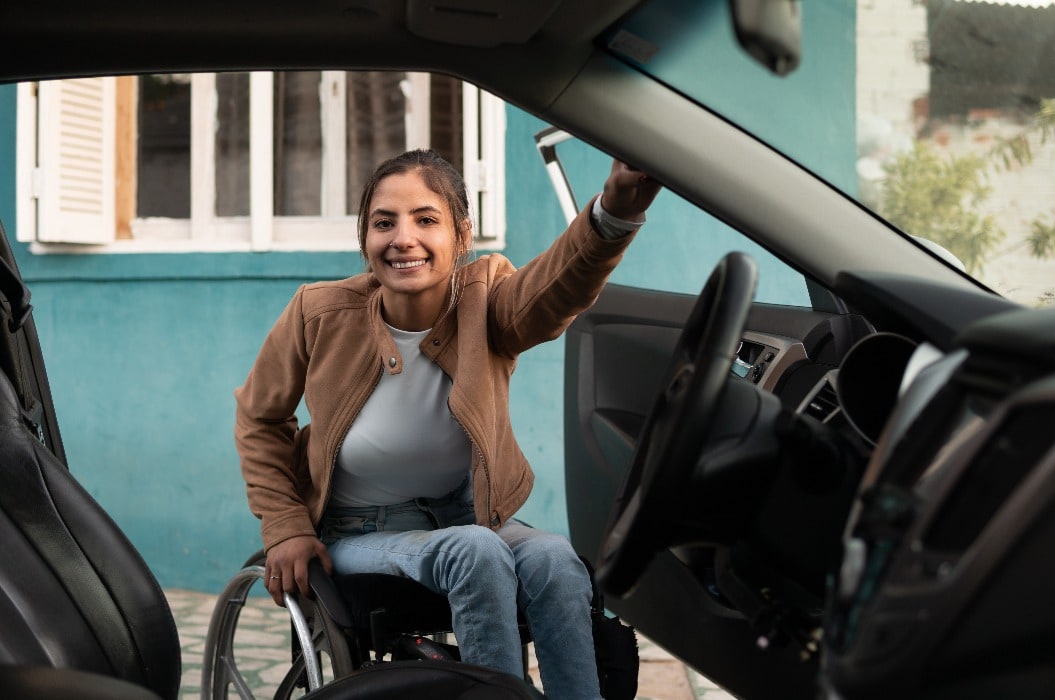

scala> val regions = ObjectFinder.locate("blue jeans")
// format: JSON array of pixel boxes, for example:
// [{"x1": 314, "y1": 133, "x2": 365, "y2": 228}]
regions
[{"x1": 319, "y1": 486, "x2": 601, "y2": 700}]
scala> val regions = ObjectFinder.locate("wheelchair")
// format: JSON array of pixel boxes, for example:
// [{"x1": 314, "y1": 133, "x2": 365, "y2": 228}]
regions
[
  {"x1": 199, "y1": 542, "x2": 639, "y2": 700},
  {"x1": 200, "y1": 548, "x2": 540, "y2": 699}
]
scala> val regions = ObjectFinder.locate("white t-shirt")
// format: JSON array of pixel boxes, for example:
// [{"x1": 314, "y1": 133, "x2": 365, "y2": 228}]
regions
[
  {"x1": 328, "y1": 325, "x2": 471, "y2": 507},
  {"x1": 328, "y1": 196, "x2": 639, "y2": 508}
]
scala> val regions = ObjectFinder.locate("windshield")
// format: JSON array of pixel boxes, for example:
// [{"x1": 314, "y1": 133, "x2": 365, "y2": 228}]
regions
[{"x1": 611, "y1": 0, "x2": 1055, "y2": 308}]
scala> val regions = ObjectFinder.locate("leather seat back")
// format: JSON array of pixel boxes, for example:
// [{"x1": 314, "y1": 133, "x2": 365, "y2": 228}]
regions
[{"x1": 0, "y1": 373, "x2": 181, "y2": 700}]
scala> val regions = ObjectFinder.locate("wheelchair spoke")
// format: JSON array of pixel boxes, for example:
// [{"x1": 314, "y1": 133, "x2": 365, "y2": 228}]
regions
[
  {"x1": 271, "y1": 657, "x2": 308, "y2": 700},
  {"x1": 202, "y1": 564, "x2": 263, "y2": 700},
  {"x1": 220, "y1": 653, "x2": 257, "y2": 700}
]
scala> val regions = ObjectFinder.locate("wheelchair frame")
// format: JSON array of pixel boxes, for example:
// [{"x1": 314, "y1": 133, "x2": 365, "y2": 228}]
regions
[{"x1": 199, "y1": 552, "x2": 530, "y2": 699}]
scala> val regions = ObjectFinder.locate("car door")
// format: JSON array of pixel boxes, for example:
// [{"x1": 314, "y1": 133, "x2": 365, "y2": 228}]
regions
[
  {"x1": 543, "y1": 130, "x2": 875, "y2": 698},
  {"x1": 564, "y1": 284, "x2": 876, "y2": 698}
]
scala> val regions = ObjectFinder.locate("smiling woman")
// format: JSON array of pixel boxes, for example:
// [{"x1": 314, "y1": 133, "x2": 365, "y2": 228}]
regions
[{"x1": 233, "y1": 148, "x2": 660, "y2": 699}]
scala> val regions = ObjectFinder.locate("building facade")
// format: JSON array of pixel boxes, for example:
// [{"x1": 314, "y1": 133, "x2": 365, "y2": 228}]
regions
[{"x1": 0, "y1": 6, "x2": 850, "y2": 591}]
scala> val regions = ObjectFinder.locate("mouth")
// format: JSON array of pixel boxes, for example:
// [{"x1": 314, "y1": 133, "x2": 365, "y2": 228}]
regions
[{"x1": 389, "y1": 258, "x2": 428, "y2": 270}]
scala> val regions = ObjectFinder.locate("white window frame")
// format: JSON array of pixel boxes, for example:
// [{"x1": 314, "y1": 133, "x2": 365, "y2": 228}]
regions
[{"x1": 16, "y1": 72, "x2": 506, "y2": 254}]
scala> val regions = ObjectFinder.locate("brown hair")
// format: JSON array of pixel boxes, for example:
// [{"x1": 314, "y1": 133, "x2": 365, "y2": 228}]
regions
[
  {"x1": 357, "y1": 150, "x2": 474, "y2": 298},
  {"x1": 357, "y1": 150, "x2": 474, "y2": 315}
]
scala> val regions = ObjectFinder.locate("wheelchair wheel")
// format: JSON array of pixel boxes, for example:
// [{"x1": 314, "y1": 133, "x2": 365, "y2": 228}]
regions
[{"x1": 201, "y1": 555, "x2": 354, "y2": 700}]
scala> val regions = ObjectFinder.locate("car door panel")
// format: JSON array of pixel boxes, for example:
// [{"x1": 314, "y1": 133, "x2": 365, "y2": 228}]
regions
[{"x1": 565, "y1": 282, "x2": 840, "y2": 698}]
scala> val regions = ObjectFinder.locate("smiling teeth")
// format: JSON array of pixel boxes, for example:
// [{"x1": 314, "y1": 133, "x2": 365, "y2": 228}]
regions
[{"x1": 392, "y1": 260, "x2": 426, "y2": 269}]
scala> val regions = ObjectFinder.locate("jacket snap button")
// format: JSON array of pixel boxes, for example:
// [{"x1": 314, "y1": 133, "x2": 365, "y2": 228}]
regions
[
  {"x1": 389, "y1": 357, "x2": 397, "y2": 367},
  {"x1": 432, "y1": 339, "x2": 440, "y2": 346}
]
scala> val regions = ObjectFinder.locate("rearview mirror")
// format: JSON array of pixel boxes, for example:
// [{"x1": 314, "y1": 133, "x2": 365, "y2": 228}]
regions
[{"x1": 730, "y1": 0, "x2": 801, "y2": 76}]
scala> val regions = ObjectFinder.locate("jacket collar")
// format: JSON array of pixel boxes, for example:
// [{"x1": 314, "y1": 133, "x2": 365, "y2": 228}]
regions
[{"x1": 368, "y1": 288, "x2": 403, "y2": 375}]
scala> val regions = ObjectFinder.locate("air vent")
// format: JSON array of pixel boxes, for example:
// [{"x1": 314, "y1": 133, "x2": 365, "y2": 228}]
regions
[{"x1": 804, "y1": 378, "x2": 840, "y2": 423}]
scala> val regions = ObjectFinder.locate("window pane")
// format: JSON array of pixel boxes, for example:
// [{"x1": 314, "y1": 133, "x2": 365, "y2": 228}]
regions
[
  {"x1": 137, "y1": 74, "x2": 190, "y2": 217},
  {"x1": 345, "y1": 72, "x2": 406, "y2": 214},
  {"x1": 429, "y1": 75, "x2": 463, "y2": 173},
  {"x1": 274, "y1": 71, "x2": 323, "y2": 216},
  {"x1": 215, "y1": 72, "x2": 250, "y2": 217}
]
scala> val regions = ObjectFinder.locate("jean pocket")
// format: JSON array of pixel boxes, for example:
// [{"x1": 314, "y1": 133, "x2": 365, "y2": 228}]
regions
[
  {"x1": 429, "y1": 499, "x2": 476, "y2": 529},
  {"x1": 319, "y1": 515, "x2": 376, "y2": 542}
]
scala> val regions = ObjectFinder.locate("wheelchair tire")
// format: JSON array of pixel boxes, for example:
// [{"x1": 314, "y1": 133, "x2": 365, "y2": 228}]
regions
[{"x1": 201, "y1": 555, "x2": 355, "y2": 699}]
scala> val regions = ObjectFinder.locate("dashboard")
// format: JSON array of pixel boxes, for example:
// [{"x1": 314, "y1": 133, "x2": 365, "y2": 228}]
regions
[
  {"x1": 717, "y1": 299, "x2": 1055, "y2": 698},
  {"x1": 817, "y1": 307, "x2": 1055, "y2": 697}
]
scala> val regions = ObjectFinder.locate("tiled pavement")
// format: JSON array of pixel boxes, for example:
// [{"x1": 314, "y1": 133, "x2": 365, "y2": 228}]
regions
[{"x1": 166, "y1": 589, "x2": 735, "y2": 700}]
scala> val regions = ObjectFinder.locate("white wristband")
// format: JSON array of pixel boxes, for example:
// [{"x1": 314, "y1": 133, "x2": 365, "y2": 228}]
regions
[{"x1": 591, "y1": 196, "x2": 644, "y2": 240}]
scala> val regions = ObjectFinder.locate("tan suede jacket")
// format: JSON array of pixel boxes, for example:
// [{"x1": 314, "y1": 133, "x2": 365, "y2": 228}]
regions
[{"x1": 235, "y1": 199, "x2": 637, "y2": 551}]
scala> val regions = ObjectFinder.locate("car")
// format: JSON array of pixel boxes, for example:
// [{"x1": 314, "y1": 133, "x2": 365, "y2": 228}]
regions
[{"x1": 2, "y1": 0, "x2": 1055, "y2": 699}]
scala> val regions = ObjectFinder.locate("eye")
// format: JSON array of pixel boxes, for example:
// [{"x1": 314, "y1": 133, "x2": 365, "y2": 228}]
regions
[
  {"x1": 372, "y1": 218, "x2": 393, "y2": 230},
  {"x1": 418, "y1": 215, "x2": 438, "y2": 226}
]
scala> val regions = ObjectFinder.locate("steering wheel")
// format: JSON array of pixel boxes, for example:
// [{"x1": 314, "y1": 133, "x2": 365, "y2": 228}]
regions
[{"x1": 595, "y1": 251, "x2": 758, "y2": 597}]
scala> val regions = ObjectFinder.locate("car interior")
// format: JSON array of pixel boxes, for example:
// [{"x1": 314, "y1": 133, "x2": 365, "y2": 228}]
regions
[{"x1": 3, "y1": 1, "x2": 1055, "y2": 699}]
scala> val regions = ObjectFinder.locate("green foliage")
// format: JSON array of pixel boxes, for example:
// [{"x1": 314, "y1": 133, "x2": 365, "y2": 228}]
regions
[
  {"x1": 1029, "y1": 216, "x2": 1055, "y2": 259},
  {"x1": 878, "y1": 98, "x2": 1055, "y2": 276},
  {"x1": 879, "y1": 141, "x2": 1003, "y2": 274},
  {"x1": 990, "y1": 99, "x2": 1055, "y2": 171}
]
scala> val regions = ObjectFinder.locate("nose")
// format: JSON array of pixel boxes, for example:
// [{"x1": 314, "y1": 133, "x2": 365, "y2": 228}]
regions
[{"x1": 389, "y1": 219, "x2": 416, "y2": 249}]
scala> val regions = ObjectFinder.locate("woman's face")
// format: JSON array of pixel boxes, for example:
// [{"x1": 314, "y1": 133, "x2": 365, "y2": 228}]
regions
[{"x1": 364, "y1": 170, "x2": 466, "y2": 327}]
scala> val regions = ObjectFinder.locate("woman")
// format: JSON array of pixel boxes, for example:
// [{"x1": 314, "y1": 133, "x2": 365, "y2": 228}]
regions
[{"x1": 235, "y1": 149, "x2": 660, "y2": 699}]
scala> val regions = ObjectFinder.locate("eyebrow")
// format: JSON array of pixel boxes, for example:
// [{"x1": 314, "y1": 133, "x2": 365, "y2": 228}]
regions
[{"x1": 369, "y1": 205, "x2": 444, "y2": 218}]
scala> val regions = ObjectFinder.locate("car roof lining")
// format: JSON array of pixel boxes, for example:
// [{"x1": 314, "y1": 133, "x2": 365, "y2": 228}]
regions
[{"x1": 0, "y1": 1, "x2": 639, "y2": 100}]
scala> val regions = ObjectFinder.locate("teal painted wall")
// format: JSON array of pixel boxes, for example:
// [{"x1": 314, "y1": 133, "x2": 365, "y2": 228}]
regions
[
  {"x1": 0, "y1": 3, "x2": 852, "y2": 593},
  {"x1": 0, "y1": 86, "x2": 14, "y2": 242}
]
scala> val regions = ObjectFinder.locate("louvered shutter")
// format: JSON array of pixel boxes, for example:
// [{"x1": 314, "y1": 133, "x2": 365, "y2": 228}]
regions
[{"x1": 37, "y1": 78, "x2": 116, "y2": 244}]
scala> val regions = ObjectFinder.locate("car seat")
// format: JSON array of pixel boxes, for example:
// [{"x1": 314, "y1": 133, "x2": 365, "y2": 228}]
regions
[{"x1": 0, "y1": 365, "x2": 182, "y2": 699}]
